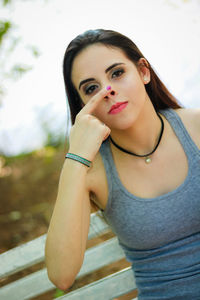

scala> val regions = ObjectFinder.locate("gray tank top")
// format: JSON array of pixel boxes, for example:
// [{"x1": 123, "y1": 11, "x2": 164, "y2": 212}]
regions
[{"x1": 99, "y1": 108, "x2": 200, "y2": 300}]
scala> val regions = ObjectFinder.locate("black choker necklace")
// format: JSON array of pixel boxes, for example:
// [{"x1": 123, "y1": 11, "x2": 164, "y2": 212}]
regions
[{"x1": 109, "y1": 113, "x2": 164, "y2": 164}]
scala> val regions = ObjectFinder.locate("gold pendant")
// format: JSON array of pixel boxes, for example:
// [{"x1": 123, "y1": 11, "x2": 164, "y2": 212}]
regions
[{"x1": 145, "y1": 157, "x2": 151, "y2": 164}]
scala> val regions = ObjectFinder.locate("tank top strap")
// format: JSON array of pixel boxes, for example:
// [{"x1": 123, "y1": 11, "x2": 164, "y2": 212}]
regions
[
  {"x1": 99, "y1": 139, "x2": 115, "y2": 212},
  {"x1": 159, "y1": 108, "x2": 200, "y2": 161}
]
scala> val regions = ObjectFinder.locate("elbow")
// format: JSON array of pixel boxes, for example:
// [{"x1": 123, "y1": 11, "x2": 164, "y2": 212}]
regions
[
  {"x1": 47, "y1": 270, "x2": 75, "y2": 291},
  {"x1": 56, "y1": 279, "x2": 75, "y2": 291},
  {"x1": 45, "y1": 248, "x2": 83, "y2": 290}
]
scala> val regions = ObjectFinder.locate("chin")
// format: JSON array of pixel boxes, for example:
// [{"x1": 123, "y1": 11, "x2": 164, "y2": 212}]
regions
[{"x1": 110, "y1": 119, "x2": 135, "y2": 131}]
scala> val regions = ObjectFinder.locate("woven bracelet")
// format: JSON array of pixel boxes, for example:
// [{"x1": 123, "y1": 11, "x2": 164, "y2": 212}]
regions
[{"x1": 65, "y1": 153, "x2": 92, "y2": 168}]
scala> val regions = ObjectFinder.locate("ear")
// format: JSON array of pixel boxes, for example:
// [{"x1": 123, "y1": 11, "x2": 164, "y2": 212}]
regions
[{"x1": 137, "y1": 58, "x2": 151, "y2": 85}]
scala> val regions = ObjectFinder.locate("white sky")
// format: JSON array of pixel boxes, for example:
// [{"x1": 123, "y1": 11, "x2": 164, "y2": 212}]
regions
[{"x1": 0, "y1": 0, "x2": 200, "y2": 156}]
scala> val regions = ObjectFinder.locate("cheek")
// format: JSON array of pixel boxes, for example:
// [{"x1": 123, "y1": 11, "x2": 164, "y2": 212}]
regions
[
  {"x1": 79, "y1": 94, "x2": 87, "y2": 106},
  {"x1": 127, "y1": 76, "x2": 145, "y2": 97},
  {"x1": 119, "y1": 73, "x2": 141, "y2": 92}
]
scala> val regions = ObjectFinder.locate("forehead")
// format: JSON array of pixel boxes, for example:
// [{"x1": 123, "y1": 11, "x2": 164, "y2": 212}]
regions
[{"x1": 71, "y1": 44, "x2": 132, "y2": 87}]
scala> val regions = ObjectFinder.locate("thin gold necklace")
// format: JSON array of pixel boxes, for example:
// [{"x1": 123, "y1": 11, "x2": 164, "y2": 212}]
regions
[{"x1": 109, "y1": 113, "x2": 164, "y2": 164}]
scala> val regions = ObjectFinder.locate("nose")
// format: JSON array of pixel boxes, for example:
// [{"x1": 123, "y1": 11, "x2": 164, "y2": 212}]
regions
[{"x1": 104, "y1": 87, "x2": 116, "y2": 99}]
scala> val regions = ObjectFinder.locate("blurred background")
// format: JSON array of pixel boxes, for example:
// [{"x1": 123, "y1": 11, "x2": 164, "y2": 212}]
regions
[{"x1": 0, "y1": 0, "x2": 199, "y2": 298}]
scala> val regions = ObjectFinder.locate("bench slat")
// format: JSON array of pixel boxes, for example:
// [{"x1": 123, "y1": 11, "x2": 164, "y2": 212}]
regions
[
  {"x1": 0, "y1": 269, "x2": 53, "y2": 300},
  {"x1": 57, "y1": 267, "x2": 136, "y2": 300},
  {"x1": 0, "y1": 268, "x2": 136, "y2": 300},
  {"x1": 79, "y1": 237, "x2": 125, "y2": 276},
  {"x1": 0, "y1": 237, "x2": 127, "y2": 299},
  {"x1": 0, "y1": 212, "x2": 110, "y2": 278}
]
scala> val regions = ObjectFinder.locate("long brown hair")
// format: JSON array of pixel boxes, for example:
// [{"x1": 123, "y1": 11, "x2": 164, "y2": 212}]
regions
[{"x1": 63, "y1": 28, "x2": 182, "y2": 125}]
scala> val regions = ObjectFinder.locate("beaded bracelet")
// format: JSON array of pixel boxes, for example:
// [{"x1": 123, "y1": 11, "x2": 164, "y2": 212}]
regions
[{"x1": 65, "y1": 153, "x2": 92, "y2": 168}]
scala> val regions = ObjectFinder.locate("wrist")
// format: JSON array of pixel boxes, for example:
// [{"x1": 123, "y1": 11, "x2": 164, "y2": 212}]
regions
[
  {"x1": 63, "y1": 158, "x2": 89, "y2": 172},
  {"x1": 65, "y1": 152, "x2": 92, "y2": 168},
  {"x1": 68, "y1": 148, "x2": 93, "y2": 162}
]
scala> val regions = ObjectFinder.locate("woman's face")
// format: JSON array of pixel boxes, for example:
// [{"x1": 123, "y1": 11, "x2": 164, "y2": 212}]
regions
[{"x1": 71, "y1": 43, "x2": 150, "y2": 130}]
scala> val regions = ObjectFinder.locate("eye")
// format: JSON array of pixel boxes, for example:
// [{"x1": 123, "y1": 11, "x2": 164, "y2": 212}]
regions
[
  {"x1": 112, "y1": 68, "x2": 125, "y2": 78},
  {"x1": 84, "y1": 84, "x2": 99, "y2": 95}
]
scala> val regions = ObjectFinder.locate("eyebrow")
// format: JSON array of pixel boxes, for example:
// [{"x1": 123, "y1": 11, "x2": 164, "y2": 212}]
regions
[{"x1": 78, "y1": 62, "x2": 125, "y2": 90}]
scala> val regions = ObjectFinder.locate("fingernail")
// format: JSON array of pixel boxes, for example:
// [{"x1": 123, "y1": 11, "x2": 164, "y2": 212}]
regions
[{"x1": 106, "y1": 85, "x2": 111, "y2": 90}]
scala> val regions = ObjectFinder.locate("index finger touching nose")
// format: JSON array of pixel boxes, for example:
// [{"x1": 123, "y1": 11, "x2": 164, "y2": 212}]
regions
[{"x1": 80, "y1": 88, "x2": 111, "y2": 115}]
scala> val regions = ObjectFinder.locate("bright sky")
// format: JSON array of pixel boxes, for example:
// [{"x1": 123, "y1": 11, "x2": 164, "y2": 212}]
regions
[{"x1": 0, "y1": 0, "x2": 200, "y2": 156}]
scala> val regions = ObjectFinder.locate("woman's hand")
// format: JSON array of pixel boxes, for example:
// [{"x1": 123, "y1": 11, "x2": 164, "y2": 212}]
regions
[{"x1": 68, "y1": 88, "x2": 111, "y2": 161}]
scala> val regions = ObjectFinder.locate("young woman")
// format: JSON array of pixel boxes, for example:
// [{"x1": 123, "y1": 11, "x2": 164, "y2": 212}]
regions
[{"x1": 45, "y1": 29, "x2": 200, "y2": 299}]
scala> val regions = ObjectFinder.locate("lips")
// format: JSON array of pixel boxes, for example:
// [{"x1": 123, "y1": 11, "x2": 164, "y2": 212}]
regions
[{"x1": 109, "y1": 101, "x2": 128, "y2": 114}]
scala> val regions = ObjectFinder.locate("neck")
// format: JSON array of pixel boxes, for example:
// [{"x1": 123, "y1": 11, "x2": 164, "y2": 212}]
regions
[{"x1": 110, "y1": 106, "x2": 163, "y2": 156}]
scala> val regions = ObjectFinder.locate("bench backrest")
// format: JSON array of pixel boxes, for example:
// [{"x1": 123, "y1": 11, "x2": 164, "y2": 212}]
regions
[{"x1": 0, "y1": 212, "x2": 137, "y2": 300}]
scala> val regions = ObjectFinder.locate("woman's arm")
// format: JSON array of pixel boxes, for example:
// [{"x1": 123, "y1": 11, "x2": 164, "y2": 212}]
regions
[
  {"x1": 45, "y1": 159, "x2": 91, "y2": 290},
  {"x1": 45, "y1": 88, "x2": 111, "y2": 290}
]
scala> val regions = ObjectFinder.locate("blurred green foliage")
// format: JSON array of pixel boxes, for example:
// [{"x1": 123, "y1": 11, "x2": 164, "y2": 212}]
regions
[
  {"x1": 0, "y1": 20, "x2": 12, "y2": 44},
  {"x1": 54, "y1": 289, "x2": 65, "y2": 298},
  {"x1": 0, "y1": 0, "x2": 43, "y2": 106},
  {"x1": 1, "y1": 0, "x2": 12, "y2": 6},
  {"x1": 10, "y1": 64, "x2": 33, "y2": 79}
]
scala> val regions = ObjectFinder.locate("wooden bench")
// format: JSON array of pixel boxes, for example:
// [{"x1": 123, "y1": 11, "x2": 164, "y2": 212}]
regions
[{"x1": 0, "y1": 211, "x2": 138, "y2": 300}]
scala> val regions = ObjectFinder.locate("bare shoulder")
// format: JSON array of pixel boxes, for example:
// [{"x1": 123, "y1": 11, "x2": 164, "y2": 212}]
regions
[
  {"x1": 85, "y1": 151, "x2": 108, "y2": 210},
  {"x1": 175, "y1": 107, "x2": 200, "y2": 131},
  {"x1": 174, "y1": 107, "x2": 200, "y2": 148}
]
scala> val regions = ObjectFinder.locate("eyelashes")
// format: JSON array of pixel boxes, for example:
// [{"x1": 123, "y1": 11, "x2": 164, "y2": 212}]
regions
[
  {"x1": 85, "y1": 84, "x2": 99, "y2": 95},
  {"x1": 84, "y1": 68, "x2": 125, "y2": 95},
  {"x1": 112, "y1": 68, "x2": 124, "y2": 78}
]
